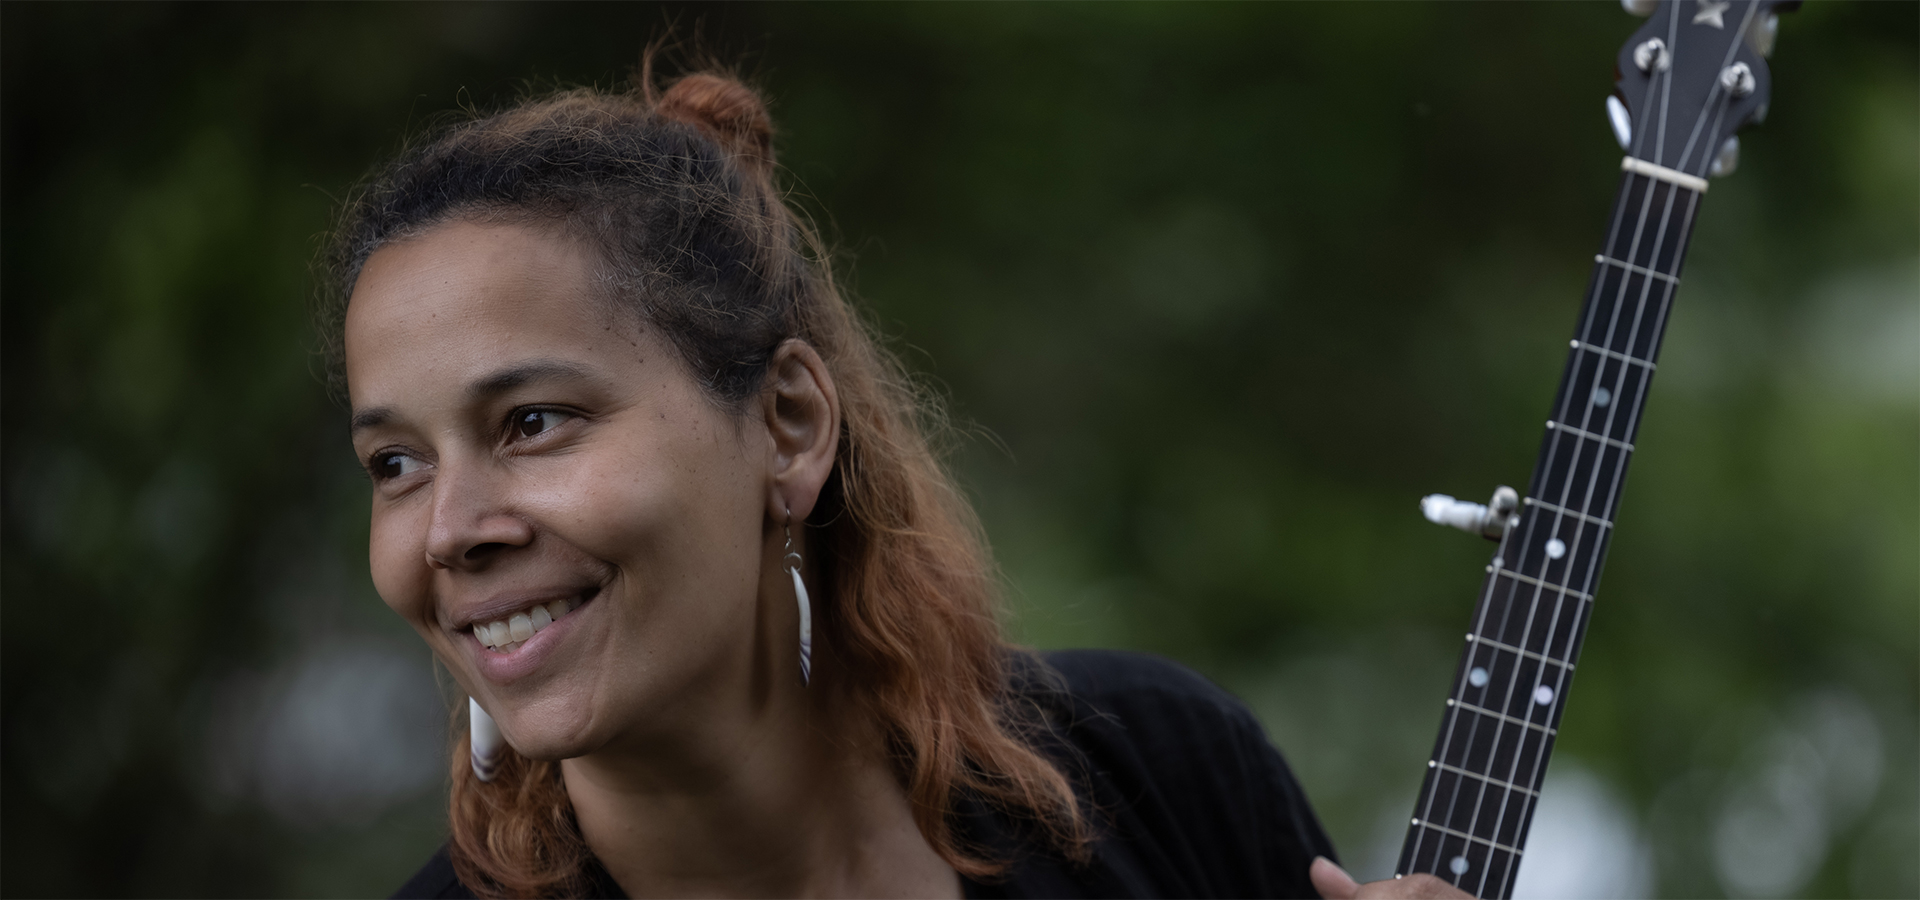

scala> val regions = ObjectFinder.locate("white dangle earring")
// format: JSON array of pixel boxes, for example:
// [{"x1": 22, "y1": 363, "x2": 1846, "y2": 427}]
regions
[
  {"x1": 785, "y1": 509, "x2": 814, "y2": 686},
  {"x1": 469, "y1": 697, "x2": 503, "y2": 782}
]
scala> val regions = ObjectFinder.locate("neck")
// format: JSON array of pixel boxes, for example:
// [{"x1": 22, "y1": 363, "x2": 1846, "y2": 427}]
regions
[
  {"x1": 561, "y1": 636, "x2": 959, "y2": 899},
  {"x1": 1396, "y1": 161, "x2": 1703, "y2": 898}
]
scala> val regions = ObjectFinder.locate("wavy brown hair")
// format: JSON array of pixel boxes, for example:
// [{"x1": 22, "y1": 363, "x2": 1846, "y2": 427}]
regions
[{"x1": 322, "y1": 67, "x2": 1089, "y2": 897}]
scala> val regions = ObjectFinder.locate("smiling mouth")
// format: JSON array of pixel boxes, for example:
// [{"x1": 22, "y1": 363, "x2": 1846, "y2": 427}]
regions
[{"x1": 472, "y1": 590, "x2": 593, "y2": 653}]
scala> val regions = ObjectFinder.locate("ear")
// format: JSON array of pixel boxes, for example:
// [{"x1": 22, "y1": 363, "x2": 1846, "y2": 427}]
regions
[{"x1": 761, "y1": 339, "x2": 841, "y2": 525}]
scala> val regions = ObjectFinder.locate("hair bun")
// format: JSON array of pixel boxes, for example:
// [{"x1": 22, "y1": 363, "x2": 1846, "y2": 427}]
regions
[{"x1": 657, "y1": 73, "x2": 775, "y2": 177}]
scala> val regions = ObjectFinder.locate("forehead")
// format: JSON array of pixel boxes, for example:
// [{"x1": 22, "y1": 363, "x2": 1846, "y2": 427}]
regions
[{"x1": 343, "y1": 220, "x2": 637, "y2": 405}]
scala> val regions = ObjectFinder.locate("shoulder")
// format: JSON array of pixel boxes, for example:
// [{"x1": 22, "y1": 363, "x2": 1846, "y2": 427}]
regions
[
  {"x1": 998, "y1": 648, "x2": 1336, "y2": 898},
  {"x1": 1018, "y1": 648, "x2": 1277, "y2": 770},
  {"x1": 1032, "y1": 648, "x2": 1253, "y2": 718},
  {"x1": 392, "y1": 845, "x2": 476, "y2": 900}
]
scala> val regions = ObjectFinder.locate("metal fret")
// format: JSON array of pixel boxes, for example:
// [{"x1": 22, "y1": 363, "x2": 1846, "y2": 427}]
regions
[
  {"x1": 1465, "y1": 632, "x2": 1576, "y2": 671},
  {"x1": 1409, "y1": 818, "x2": 1526, "y2": 857},
  {"x1": 1545, "y1": 420, "x2": 1635, "y2": 452},
  {"x1": 1429, "y1": 759, "x2": 1542, "y2": 798},
  {"x1": 1446, "y1": 698, "x2": 1557, "y2": 736},
  {"x1": 1595, "y1": 253, "x2": 1680, "y2": 284},
  {"x1": 1486, "y1": 566, "x2": 1594, "y2": 603},
  {"x1": 1522, "y1": 496, "x2": 1613, "y2": 530},
  {"x1": 1569, "y1": 338, "x2": 1657, "y2": 371}
]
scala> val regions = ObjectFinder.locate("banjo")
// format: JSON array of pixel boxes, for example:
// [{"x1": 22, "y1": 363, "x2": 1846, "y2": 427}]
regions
[{"x1": 1393, "y1": 2, "x2": 1796, "y2": 896}]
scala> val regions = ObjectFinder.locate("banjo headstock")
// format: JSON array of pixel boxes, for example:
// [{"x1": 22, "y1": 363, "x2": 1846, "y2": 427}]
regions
[{"x1": 1607, "y1": 0, "x2": 1798, "y2": 182}]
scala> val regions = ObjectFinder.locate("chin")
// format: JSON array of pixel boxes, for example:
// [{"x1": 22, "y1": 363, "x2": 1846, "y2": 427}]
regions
[{"x1": 484, "y1": 683, "x2": 615, "y2": 761}]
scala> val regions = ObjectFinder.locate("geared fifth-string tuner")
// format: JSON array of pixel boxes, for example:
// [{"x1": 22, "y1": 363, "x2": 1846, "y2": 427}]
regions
[{"x1": 1422, "y1": 487, "x2": 1521, "y2": 541}]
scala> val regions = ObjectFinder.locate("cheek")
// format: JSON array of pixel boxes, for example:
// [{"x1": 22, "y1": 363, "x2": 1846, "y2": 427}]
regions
[
  {"x1": 532, "y1": 453, "x2": 709, "y2": 564},
  {"x1": 540, "y1": 426, "x2": 763, "y2": 594},
  {"x1": 367, "y1": 502, "x2": 431, "y2": 621}
]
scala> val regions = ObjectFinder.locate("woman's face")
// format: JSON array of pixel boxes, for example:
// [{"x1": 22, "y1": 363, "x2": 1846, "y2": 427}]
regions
[{"x1": 344, "y1": 220, "x2": 776, "y2": 760}]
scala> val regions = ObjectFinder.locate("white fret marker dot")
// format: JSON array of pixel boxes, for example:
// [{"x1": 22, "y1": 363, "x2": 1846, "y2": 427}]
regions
[
  {"x1": 1469, "y1": 667, "x2": 1489, "y2": 687},
  {"x1": 1593, "y1": 386, "x2": 1612, "y2": 407},
  {"x1": 1546, "y1": 538, "x2": 1567, "y2": 559},
  {"x1": 1535, "y1": 685, "x2": 1555, "y2": 705},
  {"x1": 1450, "y1": 856, "x2": 1470, "y2": 875}
]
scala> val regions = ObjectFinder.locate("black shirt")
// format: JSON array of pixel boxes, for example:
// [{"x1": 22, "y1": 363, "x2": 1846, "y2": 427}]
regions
[{"x1": 396, "y1": 649, "x2": 1337, "y2": 899}]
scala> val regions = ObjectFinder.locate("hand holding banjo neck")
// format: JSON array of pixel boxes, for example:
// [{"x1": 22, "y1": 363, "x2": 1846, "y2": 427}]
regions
[{"x1": 1396, "y1": 2, "x2": 1796, "y2": 897}]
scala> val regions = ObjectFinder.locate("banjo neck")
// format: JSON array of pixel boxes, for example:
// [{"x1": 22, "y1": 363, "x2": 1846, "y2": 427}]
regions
[
  {"x1": 1395, "y1": 158, "x2": 1701, "y2": 898},
  {"x1": 1394, "y1": 2, "x2": 1796, "y2": 896}
]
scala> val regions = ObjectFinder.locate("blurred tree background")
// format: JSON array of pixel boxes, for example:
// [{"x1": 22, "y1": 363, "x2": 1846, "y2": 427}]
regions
[{"x1": 2, "y1": 2, "x2": 1913, "y2": 897}]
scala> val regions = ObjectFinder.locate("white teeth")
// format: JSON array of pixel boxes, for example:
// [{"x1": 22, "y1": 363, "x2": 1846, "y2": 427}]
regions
[{"x1": 474, "y1": 596, "x2": 582, "y2": 651}]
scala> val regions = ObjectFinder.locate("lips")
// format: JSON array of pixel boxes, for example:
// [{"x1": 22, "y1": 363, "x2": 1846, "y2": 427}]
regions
[
  {"x1": 460, "y1": 583, "x2": 600, "y2": 652},
  {"x1": 472, "y1": 595, "x2": 582, "y2": 653},
  {"x1": 461, "y1": 585, "x2": 601, "y2": 684}
]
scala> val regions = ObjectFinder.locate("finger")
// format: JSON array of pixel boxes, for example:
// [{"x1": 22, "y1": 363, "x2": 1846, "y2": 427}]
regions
[
  {"x1": 1351, "y1": 872, "x2": 1476, "y2": 899},
  {"x1": 1399, "y1": 873, "x2": 1475, "y2": 898},
  {"x1": 1311, "y1": 856, "x2": 1361, "y2": 900}
]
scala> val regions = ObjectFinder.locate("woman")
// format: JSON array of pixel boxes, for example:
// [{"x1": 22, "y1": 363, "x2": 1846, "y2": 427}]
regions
[{"x1": 328, "y1": 66, "x2": 1455, "y2": 900}]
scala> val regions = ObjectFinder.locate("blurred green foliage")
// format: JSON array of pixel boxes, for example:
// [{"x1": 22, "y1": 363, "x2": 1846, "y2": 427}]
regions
[{"x1": 3, "y1": 3, "x2": 1914, "y2": 897}]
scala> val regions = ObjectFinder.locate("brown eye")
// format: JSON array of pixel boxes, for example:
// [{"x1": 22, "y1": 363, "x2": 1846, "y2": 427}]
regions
[
  {"x1": 514, "y1": 409, "x2": 570, "y2": 438},
  {"x1": 373, "y1": 452, "x2": 425, "y2": 480}
]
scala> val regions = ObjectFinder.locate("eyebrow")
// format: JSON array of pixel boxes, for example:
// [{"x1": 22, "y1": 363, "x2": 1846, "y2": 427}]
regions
[
  {"x1": 467, "y1": 359, "x2": 598, "y2": 400},
  {"x1": 349, "y1": 407, "x2": 393, "y2": 433},
  {"x1": 348, "y1": 359, "x2": 600, "y2": 435}
]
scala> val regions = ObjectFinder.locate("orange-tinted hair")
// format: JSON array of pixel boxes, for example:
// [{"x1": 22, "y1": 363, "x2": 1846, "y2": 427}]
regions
[{"x1": 325, "y1": 68, "x2": 1088, "y2": 897}]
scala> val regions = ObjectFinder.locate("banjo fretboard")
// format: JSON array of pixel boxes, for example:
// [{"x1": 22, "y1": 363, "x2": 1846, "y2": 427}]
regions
[
  {"x1": 1394, "y1": 163, "x2": 1699, "y2": 898},
  {"x1": 1393, "y1": 2, "x2": 1792, "y2": 893}
]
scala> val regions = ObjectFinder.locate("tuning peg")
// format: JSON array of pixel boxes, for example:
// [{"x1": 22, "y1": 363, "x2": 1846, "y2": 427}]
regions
[
  {"x1": 1749, "y1": 11, "x2": 1780, "y2": 57},
  {"x1": 1606, "y1": 95, "x2": 1632, "y2": 150},
  {"x1": 1633, "y1": 38, "x2": 1671, "y2": 73},
  {"x1": 1709, "y1": 136, "x2": 1740, "y2": 177},
  {"x1": 1620, "y1": 0, "x2": 1658, "y2": 16},
  {"x1": 1422, "y1": 486, "x2": 1520, "y2": 541},
  {"x1": 1720, "y1": 62, "x2": 1757, "y2": 98}
]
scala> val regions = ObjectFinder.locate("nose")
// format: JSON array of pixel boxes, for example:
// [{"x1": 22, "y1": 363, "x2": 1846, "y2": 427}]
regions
[{"x1": 424, "y1": 459, "x2": 535, "y2": 570}]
